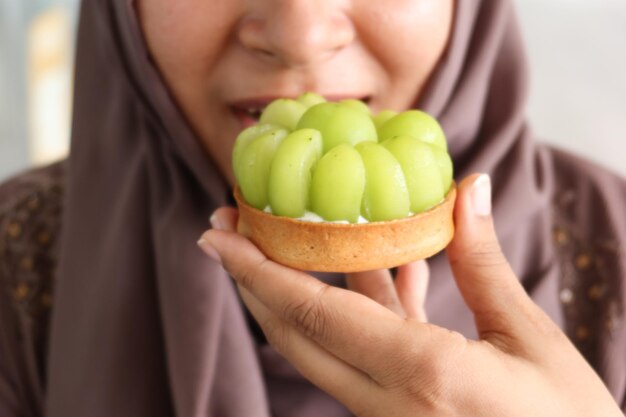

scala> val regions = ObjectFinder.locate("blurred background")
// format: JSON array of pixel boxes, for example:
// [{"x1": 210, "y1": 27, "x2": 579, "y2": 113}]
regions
[{"x1": 1, "y1": 0, "x2": 625, "y2": 182}]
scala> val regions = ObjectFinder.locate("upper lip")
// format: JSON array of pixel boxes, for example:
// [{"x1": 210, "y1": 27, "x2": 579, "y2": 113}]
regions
[{"x1": 229, "y1": 94, "x2": 371, "y2": 111}]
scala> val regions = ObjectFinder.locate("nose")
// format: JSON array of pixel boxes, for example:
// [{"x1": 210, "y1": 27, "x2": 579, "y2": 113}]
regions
[{"x1": 238, "y1": 1, "x2": 355, "y2": 68}]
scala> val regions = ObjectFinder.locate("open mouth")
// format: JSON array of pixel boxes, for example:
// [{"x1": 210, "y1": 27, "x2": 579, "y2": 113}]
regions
[
  {"x1": 231, "y1": 106, "x2": 264, "y2": 128},
  {"x1": 230, "y1": 95, "x2": 372, "y2": 128}
]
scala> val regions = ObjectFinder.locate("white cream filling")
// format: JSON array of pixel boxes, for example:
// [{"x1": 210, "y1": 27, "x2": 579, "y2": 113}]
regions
[{"x1": 263, "y1": 206, "x2": 370, "y2": 224}]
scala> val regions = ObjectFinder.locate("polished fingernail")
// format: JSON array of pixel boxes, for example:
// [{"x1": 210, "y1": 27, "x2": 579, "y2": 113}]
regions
[
  {"x1": 471, "y1": 174, "x2": 492, "y2": 217},
  {"x1": 197, "y1": 236, "x2": 222, "y2": 264},
  {"x1": 209, "y1": 213, "x2": 223, "y2": 230}
]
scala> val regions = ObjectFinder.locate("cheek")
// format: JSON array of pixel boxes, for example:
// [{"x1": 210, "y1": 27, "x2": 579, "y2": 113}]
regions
[
  {"x1": 138, "y1": 0, "x2": 238, "y2": 86},
  {"x1": 360, "y1": 0, "x2": 453, "y2": 85}
]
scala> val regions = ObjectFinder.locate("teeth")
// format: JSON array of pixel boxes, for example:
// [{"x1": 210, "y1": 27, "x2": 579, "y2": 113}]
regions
[{"x1": 245, "y1": 108, "x2": 263, "y2": 118}]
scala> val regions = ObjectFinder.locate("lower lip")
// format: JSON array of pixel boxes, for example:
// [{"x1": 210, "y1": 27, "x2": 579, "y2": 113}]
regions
[{"x1": 231, "y1": 108, "x2": 259, "y2": 129}]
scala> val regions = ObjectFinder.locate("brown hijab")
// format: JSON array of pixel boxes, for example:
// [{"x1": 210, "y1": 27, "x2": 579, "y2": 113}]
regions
[{"x1": 44, "y1": 0, "x2": 625, "y2": 416}]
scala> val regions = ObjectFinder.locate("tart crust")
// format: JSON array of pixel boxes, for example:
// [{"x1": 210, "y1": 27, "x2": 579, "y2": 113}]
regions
[{"x1": 234, "y1": 184, "x2": 456, "y2": 272}]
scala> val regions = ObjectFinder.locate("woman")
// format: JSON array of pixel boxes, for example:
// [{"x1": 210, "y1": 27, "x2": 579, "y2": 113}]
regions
[{"x1": 0, "y1": 0, "x2": 624, "y2": 416}]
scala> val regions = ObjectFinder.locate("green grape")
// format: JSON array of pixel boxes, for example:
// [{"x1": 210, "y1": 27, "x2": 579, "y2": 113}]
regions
[
  {"x1": 340, "y1": 98, "x2": 371, "y2": 115},
  {"x1": 379, "y1": 110, "x2": 447, "y2": 150},
  {"x1": 259, "y1": 98, "x2": 307, "y2": 130},
  {"x1": 382, "y1": 135, "x2": 445, "y2": 213},
  {"x1": 297, "y1": 92, "x2": 326, "y2": 108},
  {"x1": 297, "y1": 102, "x2": 377, "y2": 153},
  {"x1": 238, "y1": 129, "x2": 289, "y2": 209},
  {"x1": 310, "y1": 144, "x2": 366, "y2": 223},
  {"x1": 232, "y1": 124, "x2": 284, "y2": 183},
  {"x1": 268, "y1": 129, "x2": 323, "y2": 218},
  {"x1": 430, "y1": 145, "x2": 454, "y2": 193},
  {"x1": 372, "y1": 109, "x2": 397, "y2": 132},
  {"x1": 355, "y1": 142, "x2": 410, "y2": 221}
]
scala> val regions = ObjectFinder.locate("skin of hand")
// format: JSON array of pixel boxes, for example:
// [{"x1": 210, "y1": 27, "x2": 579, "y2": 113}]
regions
[{"x1": 198, "y1": 173, "x2": 623, "y2": 417}]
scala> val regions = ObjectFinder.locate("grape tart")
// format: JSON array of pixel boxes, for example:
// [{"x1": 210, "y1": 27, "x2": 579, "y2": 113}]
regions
[{"x1": 232, "y1": 93, "x2": 456, "y2": 272}]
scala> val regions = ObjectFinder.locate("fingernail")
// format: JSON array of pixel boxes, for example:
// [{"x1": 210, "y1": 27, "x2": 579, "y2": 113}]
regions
[
  {"x1": 197, "y1": 236, "x2": 222, "y2": 264},
  {"x1": 210, "y1": 213, "x2": 223, "y2": 230},
  {"x1": 471, "y1": 174, "x2": 492, "y2": 217}
]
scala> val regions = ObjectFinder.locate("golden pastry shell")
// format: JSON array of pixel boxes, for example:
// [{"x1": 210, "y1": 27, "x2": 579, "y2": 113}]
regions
[{"x1": 234, "y1": 184, "x2": 456, "y2": 272}]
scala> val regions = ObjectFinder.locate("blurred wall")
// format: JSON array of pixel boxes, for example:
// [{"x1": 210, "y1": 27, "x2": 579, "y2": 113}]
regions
[
  {"x1": 0, "y1": 0, "x2": 625, "y2": 182},
  {"x1": 1, "y1": 0, "x2": 78, "y2": 181},
  {"x1": 517, "y1": 0, "x2": 626, "y2": 176},
  {"x1": 0, "y1": 0, "x2": 29, "y2": 180}
]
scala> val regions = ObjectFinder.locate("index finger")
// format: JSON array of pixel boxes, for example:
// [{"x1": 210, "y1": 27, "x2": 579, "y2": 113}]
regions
[{"x1": 200, "y1": 226, "x2": 429, "y2": 380}]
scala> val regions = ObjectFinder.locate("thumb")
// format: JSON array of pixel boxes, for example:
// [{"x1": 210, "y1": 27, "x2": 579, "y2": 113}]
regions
[{"x1": 446, "y1": 174, "x2": 535, "y2": 345}]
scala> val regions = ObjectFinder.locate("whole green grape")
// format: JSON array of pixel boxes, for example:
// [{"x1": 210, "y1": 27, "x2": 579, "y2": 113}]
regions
[
  {"x1": 297, "y1": 102, "x2": 377, "y2": 153},
  {"x1": 379, "y1": 110, "x2": 447, "y2": 150},
  {"x1": 382, "y1": 135, "x2": 445, "y2": 213},
  {"x1": 297, "y1": 92, "x2": 326, "y2": 108},
  {"x1": 268, "y1": 129, "x2": 323, "y2": 218},
  {"x1": 232, "y1": 124, "x2": 283, "y2": 180},
  {"x1": 310, "y1": 144, "x2": 366, "y2": 223},
  {"x1": 372, "y1": 109, "x2": 397, "y2": 132},
  {"x1": 430, "y1": 145, "x2": 454, "y2": 193},
  {"x1": 356, "y1": 142, "x2": 410, "y2": 221},
  {"x1": 259, "y1": 99, "x2": 307, "y2": 131},
  {"x1": 340, "y1": 99, "x2": 372, "y2": 115},
  {"x1": 237, "y1": 129, "x2": 289, "y2": 209}
]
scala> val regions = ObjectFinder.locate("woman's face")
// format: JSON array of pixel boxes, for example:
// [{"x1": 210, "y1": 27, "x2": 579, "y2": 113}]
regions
[{"x1": 138, "y1": 0, "x2": 454, "y2": 185}]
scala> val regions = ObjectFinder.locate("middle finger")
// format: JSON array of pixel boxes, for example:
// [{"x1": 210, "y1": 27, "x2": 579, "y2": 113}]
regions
[{"x1": 346, "y1": 269, "x2": 406, "y2": 316}]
